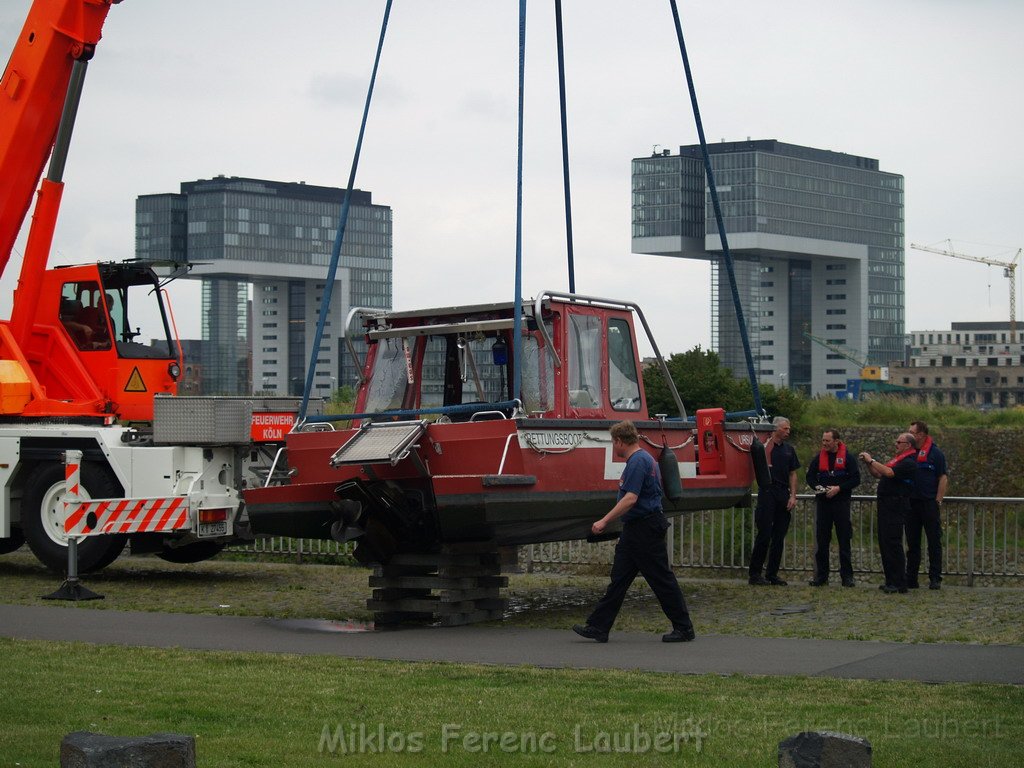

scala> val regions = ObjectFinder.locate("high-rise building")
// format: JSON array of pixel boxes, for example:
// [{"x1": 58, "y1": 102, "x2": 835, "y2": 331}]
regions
[
  {"x1": 136, "y1": 176, "x2": 392, "y2": 395},
  {"x1": 632, "y1": 140, "x2": 904, "y2": 396}
]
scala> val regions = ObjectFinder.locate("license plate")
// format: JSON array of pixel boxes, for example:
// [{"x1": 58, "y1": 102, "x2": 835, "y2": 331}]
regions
[{"x1": 198, "y1": 521, "x2": 228, "y2": 537}]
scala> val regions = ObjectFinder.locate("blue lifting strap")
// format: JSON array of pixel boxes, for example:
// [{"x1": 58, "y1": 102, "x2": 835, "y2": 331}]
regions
[
  {"x1": 667, "y1": 0, "x2": 763, "y2": 413},
  {"x1": 298, "y1": 0, "x2": 394, "y2": 422}
]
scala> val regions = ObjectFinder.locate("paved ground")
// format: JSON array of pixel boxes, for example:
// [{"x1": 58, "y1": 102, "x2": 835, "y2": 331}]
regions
[{"x1": 2, "y1": 604, "x2": 1022, "y2": 684}]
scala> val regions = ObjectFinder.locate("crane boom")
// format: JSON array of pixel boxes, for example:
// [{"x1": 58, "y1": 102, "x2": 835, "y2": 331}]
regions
[
  {"x1": 910, "y1": 241, "x2": 1020, "y2": 343},
  {"x1": 0, "y1": 0, "x2": 117, "y2": 276},
  {"x1": 802, "y1": 331, "x2": 867, "y2": 367}
]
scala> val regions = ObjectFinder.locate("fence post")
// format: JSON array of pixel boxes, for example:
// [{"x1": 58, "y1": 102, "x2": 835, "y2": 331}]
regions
[{"x1": 966, "y1": 504, "x2": 975, "y2": 587}]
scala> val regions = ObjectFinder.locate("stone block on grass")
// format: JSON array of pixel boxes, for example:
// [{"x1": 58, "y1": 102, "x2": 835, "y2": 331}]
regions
[
  {"x1": 778, "y1": 730, "x2": 871, "y2": 768},
  {"x1": 60, "y1": 731, "x2": 196, "y2": 768}
]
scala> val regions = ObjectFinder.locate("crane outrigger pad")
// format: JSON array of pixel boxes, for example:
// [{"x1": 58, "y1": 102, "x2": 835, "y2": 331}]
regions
[{"x1": 329, "y1": 420, "x2": 427, "y2": 468}]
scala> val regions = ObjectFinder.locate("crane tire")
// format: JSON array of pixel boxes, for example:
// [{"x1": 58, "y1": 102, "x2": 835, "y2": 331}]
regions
[{"x1": 20, "y1": 461, "x2": 127, "y2": 573}]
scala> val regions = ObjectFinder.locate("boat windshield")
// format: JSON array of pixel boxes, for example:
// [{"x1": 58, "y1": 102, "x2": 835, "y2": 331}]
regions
[
  {"x1": 364, "y1": 327, "x2": 554, "y2": 416},
  {"x1": 364, "y1": 338, "x2": 410, "y2": 412}
]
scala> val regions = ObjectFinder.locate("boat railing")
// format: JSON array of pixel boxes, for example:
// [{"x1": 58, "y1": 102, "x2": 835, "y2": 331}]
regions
[{"x1": 298, "y1": 399, "x2": 523, "y2": 427}]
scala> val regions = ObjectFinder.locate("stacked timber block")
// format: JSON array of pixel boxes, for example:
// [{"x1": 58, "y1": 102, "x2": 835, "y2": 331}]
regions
[{"x1": 368, "y1": 541, "x2": 508, "y2": 627}]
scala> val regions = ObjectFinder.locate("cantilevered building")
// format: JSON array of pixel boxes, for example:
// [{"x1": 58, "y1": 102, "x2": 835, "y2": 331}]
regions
[
  {"x1": 136, "y1": 176, "x2": 392, "y2": 395},
  {"x1": 632, "y1": 140, "x2": 904, "y2": 395}
]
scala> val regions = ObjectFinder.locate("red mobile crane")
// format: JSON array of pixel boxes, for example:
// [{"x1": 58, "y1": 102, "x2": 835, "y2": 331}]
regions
[{"x1": 0, "y1": 0, "x2": 251, "y2": 571}]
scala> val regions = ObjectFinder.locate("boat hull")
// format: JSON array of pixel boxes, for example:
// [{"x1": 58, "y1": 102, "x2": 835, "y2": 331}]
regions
[{"x1": 244, "y1": 418, "x2": 768, "y2": 551}]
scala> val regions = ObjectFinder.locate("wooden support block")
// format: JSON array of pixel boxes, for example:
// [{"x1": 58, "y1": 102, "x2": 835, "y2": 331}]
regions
[
  {"x1": 388, "y1": 552, "x2": 494, "y2": 567},
  {"x1": 376, "y1": 564, "x2": 437, "y2": 577},
  {"x1": 437, "y1": 564, "x2": 502, "y2": 578},
  {"x1": 366, "y1": 541, "x2": 507, "y2": 627},
  {"x1": 438, "y1": 587, "x2": 502, "y2": 602},
  {"x1": 439, "y1": 541, "x2": 499, "y2": 555},
  {"x1": 372, "y1": 587, "x2": 431, "y2": 602},
  {"x1": 369, "y1": 597, "x2": 489, "y2": 614},
  {"x1": 368, "y1": 575, "x2": 508, "y2": 590},
  {"x1": 437, "y1": 608, "x2": 505, "y2": 627},
  {"x1": 372, "y1": 610, "x2": 434, "y2": 625}
]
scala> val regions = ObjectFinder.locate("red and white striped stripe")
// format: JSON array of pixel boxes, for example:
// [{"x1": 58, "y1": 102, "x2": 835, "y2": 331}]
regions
[
  {"x1": 64, "y1": 496, "x2": 191, "y2": 536},
  {"x1": 63, "y1": 450, "x2": 191, "y2": 537}
]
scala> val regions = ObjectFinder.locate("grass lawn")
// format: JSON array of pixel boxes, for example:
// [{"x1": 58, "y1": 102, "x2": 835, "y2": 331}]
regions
[
  {"x1": 1, "y1": 637, "x2": 1020, "y2": 768},
  {"x1": 1, "y1": 551, "x2": 1022, "y2": 644},
  {"x1": 1, "y1": 552, "x2": 1021, "y2": 766}
]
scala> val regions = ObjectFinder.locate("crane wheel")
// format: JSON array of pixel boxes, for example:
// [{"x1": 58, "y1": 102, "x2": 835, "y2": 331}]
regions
[
  {"x1": 0, "y1": 527, "x2": 25, "y2": 555},
  {"x1": 20, "y1": 462, "x2": 127, "y2": 573}
]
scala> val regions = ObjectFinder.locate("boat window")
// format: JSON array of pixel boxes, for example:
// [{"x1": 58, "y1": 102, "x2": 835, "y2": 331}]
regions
[
  {"x1": 567, "y1": 313, "x2": 604, "y2": 409},
  {"x1": 461, "y1": 336, "x2": 500, "y2": 402},
  {"x1": 418, "y1": 334, "x2": 509, "y2": 410},
  {"x1": 364, "y1": 338, "x2": 410, "y2": 412},
  {"x1": 520, "y1": 331, "x2": 554, "y2": 414},
  {"x1": 608, "y1": 318, "x2": 641, "y2": 412},
  {"x1": 418, "y1": 336, "x2": 448, "y2": 409}
]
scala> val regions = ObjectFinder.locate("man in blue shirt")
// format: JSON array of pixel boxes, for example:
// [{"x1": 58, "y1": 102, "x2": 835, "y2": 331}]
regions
[
  {"x1": 905, "y1": 421, "x2": 948, "y2": 590},
  {"x1": 573, "y1": 421, "x2": 695, "y2": 643}
]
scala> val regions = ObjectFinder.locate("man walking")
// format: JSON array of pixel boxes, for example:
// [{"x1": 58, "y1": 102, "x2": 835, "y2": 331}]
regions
[
  {"x1": 573, "y1": 421, "x2": 695, "y2": 643},
  {"x1": 749, "y1": 416, "x2": 799, "y2": 586},
  {"x1": 906, "y1": 421, "x2": 948, "y2": 589},
  {"x1": 860, "y1": 434, "x2": 917, "y2": 593},
  {"x1": 806, "y1": 429, "x2": 861, "y2": 587}
]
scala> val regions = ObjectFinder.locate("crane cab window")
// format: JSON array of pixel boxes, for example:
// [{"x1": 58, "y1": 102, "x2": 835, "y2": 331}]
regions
[
  {"x1": 105, "y1": 283, "x2": 174, "y2": 359},
  {"x1": 59, "y1": 281, "x2": 112, "y2": 352}
]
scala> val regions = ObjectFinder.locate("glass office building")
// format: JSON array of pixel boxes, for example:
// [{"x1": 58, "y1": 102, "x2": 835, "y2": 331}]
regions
[
  {"x1": 136, "y1": 176, "x2": 392, "y2": 395},
  {"x1": 632, "y1": 140, "x2": 904, "y2": 396}
]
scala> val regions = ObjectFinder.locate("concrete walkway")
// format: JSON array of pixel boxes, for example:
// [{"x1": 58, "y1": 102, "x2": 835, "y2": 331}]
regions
[{"x1": 2, "y1": 604, "x2": 1021, "y2": 685}]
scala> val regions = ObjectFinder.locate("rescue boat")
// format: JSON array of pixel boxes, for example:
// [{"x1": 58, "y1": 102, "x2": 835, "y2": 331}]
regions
[{"x1": 244, "y1": 290, "x2": 770, "y2": 563}]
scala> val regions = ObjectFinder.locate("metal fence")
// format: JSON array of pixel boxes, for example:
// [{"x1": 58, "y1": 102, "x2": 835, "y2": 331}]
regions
[
  {"x1": 523, "y1": 495, "x2": 1024, "y2": 585},
  {"x1": 229, "y1": 496, "x2": 1023, "y2": 585}
]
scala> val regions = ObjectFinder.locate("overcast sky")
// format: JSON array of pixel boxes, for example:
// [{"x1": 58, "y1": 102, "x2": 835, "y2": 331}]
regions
[{"x1": 2, "y1": 0, "x2": 1022, "y2": 358}]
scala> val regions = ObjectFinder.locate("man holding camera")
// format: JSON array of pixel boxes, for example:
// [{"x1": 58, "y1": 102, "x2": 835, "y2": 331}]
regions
[{"x1": 806, "y1": 429, "x2": 861, "y2": 587}]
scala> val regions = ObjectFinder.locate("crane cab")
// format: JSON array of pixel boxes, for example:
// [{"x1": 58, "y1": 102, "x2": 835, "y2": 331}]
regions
[{"x1": 0, "y1": 261, "x2": 180, "y2": 421}]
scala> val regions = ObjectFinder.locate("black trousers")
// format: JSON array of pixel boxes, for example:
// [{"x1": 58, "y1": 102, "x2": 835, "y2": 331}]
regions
[
  {"x1": 749, "y1": 490, "x2": 792, "y2": 580},
  {"x1": 906, "y1": 498, "x2": 943, "y2": 584},
  {"x1": 814, "y1": 497, "x2": 853, "y2": 581},
  {"x1": 586, "y1": 514, "x2": 693, "y2": 634},
  {"x1": 877, "y1": 495, "x2": 907, "y2": 589}
]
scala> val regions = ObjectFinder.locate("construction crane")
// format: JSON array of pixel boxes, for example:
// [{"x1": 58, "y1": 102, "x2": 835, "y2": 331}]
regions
[
  {"x1": 801, "y1": 332, "x2": 888, "y2": 381},
  {"x1": 910, "y1": 240, "x2": 1022, "y2": 343}
]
